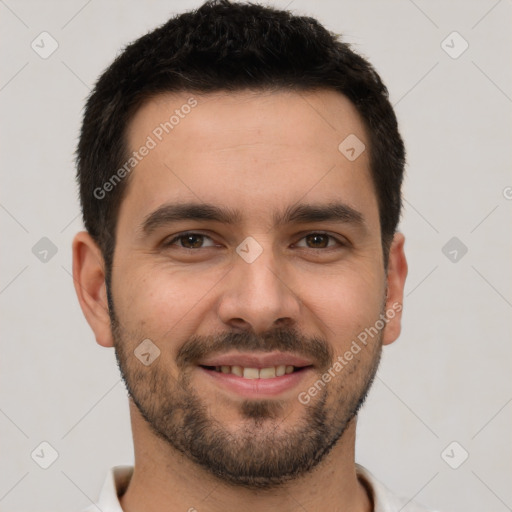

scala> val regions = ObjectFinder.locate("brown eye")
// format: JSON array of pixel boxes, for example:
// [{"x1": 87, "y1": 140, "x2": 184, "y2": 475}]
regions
[
  {"x1": 295, "y1": 233, "x2": 341, "y2": 249},
  {"x1": 180, "y1": 234, "x2": 204, "y2": 248},
  {"x1": 165, "y1": 233, "x2": 216, "y2": 249},
  {"x1": 306, "y1": 234, "x2": 329, "y2": 248}
]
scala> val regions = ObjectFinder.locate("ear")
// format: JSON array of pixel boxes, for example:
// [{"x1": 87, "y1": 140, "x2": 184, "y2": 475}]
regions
[
  {"x1": 382, "y1": 232, "x2": 408, "y2": 346},
  {"x1": 72, "y1": 231, "x2": 114, "y2": 348}
]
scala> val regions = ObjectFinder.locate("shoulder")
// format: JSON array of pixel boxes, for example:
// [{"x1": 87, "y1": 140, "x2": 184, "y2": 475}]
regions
[
  {"x1": 356, "y1": 464, "x2": 442, "y2": 512},
  {"x1": 78, "y1": 465, "x2": 134, "y2": 512}
]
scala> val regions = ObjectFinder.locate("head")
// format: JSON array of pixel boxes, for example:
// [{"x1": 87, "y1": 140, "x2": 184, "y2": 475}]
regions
[{"x1": 73, "y1": 0, "x2": 407, "y2": 489}]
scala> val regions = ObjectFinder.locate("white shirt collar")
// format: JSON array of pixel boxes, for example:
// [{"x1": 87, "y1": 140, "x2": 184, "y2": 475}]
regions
[
  {"x1": 355, "y1": 464, "x2": 439, "y2": 512},
  {"x1": 83, "y1": 464, "x2": 439, "y2": 512}
]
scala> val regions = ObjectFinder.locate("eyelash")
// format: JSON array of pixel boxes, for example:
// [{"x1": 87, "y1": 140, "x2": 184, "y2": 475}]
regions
[{"x1": 163, "y1": 231, "x2": 346, "y2": 250}]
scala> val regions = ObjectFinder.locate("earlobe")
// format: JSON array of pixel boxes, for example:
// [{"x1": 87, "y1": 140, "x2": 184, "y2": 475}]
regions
[
  {"x1": 72, "y1": 231, "x2": 114, "y2": 348},
  {"x1": 382, "y1": 232, "x2": 408, "y2": 346}
]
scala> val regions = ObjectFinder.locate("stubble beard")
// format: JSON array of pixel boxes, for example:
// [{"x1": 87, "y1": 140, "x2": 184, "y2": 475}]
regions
[{"x1": 109, "y1": 296, "x2": 383, "y2": 490}]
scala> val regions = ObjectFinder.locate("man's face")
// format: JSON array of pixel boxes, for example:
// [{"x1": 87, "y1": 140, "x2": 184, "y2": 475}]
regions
[{"x1": 108, "y1": 89, "x2": 398, "y2": 488}]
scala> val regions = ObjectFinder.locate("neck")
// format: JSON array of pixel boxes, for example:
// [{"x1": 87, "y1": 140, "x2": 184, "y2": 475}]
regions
[{"x1": 120, "y1": 402, "x2": 372, "y2": 512}]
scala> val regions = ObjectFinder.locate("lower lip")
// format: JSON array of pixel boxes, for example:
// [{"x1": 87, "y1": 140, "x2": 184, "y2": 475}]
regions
[{"x1": 198, "y1": 366, "x2": 313, "y2": 398}]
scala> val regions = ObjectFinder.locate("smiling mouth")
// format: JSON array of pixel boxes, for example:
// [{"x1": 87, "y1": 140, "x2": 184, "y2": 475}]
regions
[{"x1": 199, "y1": 365, "x2": 311, "y2": 379}]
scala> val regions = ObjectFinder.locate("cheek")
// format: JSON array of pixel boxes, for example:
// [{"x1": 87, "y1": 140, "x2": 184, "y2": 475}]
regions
[
  {"x1": 114, "y1": 260, "x2": 226, "y2": 339},
  {"x1": 302, "y1": 265, "x2": 385, "y2": 346}
]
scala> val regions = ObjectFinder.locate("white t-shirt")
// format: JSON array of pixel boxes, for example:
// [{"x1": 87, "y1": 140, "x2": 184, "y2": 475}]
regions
[{"x1": 82, "y1": 464, "x2": 440, "y2": 512}]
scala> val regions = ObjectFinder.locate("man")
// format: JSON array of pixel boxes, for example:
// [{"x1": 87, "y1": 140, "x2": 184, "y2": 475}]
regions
[{"x1": 72, "y1": 1, "x2": 439, "y2": 511}]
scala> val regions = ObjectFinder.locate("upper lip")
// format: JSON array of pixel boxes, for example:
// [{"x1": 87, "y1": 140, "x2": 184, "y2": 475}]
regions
[{"x1": 198, "y1": 351, "x2": 314, "y2": 368}]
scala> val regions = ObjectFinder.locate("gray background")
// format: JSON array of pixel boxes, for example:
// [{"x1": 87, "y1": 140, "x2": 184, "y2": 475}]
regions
[{"x1": 1, "y1": 1, "x2": 511, "y2": 511}]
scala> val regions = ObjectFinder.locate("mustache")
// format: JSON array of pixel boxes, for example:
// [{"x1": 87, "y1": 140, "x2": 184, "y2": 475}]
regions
[{"x1": 176, "y1": 326, "x2": 334, "y2": 370}]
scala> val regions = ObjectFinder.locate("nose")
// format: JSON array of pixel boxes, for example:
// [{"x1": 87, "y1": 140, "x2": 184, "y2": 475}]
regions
[{"x1": 216, "y1": 243, "x2": 302, "y2": 334}]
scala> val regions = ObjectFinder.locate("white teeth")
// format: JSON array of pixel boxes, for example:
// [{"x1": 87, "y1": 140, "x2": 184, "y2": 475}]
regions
[
  {"x1": 243, "y1": 367, "x2": 259, "y2": 379},
  {"x1": 210, "y1": 364, "x2": 300, "y2": 379},
  {"x1": 231, "y1": 365, "x2": 243, "y2": 377},
  {"x1": 259, "y1": 366, "x2": 276, "y2": 379}
]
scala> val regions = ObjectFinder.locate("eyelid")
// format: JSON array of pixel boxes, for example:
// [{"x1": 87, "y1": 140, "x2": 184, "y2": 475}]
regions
[
  {"x1": 164, "y1": 231, "x2": 218, "y2": 248},
  {"x1": 163, "y1": 230, "x2": 347, "y2": 249},
  {"x1": 293, "y1": 231, "x2": 346, "y2": 249}
]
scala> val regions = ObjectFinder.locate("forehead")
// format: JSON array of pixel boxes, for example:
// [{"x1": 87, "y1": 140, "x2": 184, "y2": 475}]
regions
[{"x1": 120, "y1": 89, "x2": 378, "y2": 231}]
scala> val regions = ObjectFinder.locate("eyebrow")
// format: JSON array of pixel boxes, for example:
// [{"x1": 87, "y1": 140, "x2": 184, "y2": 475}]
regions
[{"x1": 139, "y1": 201, "x2": 365, "y2": 237}]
